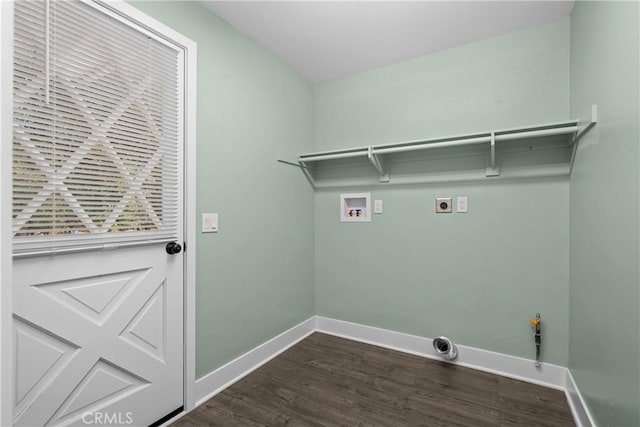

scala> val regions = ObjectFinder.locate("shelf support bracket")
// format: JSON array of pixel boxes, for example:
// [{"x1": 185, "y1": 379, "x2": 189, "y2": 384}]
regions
[
  {"x1": 575, "y1": 104, "x2": 598, "y2": 142},
  {"x1": 368, "y1": 147, "x2": 390, "y2": 182},
  {"x1": 297, "y1": 160, "x2": 316, "y2": 188},
  {"x1": 569, "y1": 104, "x2": 598, "y2": 175},
  {"x1": 485, "y1": 132, "x2": 500, "y2": 177}
]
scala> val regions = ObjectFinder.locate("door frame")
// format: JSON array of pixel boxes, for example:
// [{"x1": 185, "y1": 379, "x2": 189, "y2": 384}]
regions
[{"x1": 0, "y1": 1, "x2": 198, "y2": 424}]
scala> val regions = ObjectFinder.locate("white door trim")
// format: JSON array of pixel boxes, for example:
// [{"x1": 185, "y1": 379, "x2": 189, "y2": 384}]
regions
[
  {"x1": 0, "y1": 1, "x2": 198, "y2": 422},
  {"x1": 0, "y1": 2, "x2": 15, "y2": 425}
]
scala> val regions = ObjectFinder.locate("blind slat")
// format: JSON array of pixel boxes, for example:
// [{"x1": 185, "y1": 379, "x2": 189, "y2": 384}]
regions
[{"x1": 13, "y1": 0, "x2": 181, "y2": 243}]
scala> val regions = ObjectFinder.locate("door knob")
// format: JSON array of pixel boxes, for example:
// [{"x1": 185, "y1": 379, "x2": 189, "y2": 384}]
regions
[{"x1": 166, "y1": 241, "x2": 182, "y2": 255}]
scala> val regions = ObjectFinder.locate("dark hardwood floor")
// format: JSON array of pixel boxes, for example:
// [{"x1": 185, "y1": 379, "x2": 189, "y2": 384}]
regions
[{"x1": 173, "y1": 333, "x2": 575, "y2": 426}]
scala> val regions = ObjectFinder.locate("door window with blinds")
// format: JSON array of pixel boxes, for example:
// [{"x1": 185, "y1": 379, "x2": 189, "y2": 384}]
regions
[{"x1": 13, "y1": 0, "x2": 182, "y2": 253}]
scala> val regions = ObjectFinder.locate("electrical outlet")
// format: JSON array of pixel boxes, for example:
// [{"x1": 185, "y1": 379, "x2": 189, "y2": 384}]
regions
[
  {"x1": 374, "y1": 199, "x2": 383, "y2": 214},
  {"x1": 456, "y1": 196, "x2": 468, "y2": 213},
  {"x1": 435, "y1": 197, "x2": 452, "y2": 213}
]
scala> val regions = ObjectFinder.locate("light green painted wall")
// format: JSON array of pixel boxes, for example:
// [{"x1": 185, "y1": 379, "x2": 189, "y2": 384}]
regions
[
  {"x1": 569, "y1": 1, "x2": 640, "y2": 425},
  {"x1": 120, "y1": 9, "x2": 640, "y2": 424},
  {"x1": 315, "y1": 19, "x2": 570, "y2": 150},
  {"x1": 314, "y1": 19, "x2": 572, "y2": 365},
  {"x1": 130, "y1": 1, "x2": 315, "y2": 378}
]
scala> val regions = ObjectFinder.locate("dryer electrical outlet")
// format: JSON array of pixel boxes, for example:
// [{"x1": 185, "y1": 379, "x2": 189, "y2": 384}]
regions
[{"x1": 436, "y1": 197, "x2": 452, "y2": 213}]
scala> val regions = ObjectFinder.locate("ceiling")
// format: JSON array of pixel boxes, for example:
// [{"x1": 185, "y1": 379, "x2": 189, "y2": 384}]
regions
[{"x1": 202, "y1": 1, "x2": 575, "y2": 84}]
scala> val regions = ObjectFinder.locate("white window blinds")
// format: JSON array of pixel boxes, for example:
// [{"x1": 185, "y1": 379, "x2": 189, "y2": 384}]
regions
[{"x1": 13, "y1": 0, "x2": 181, "y2": 251}]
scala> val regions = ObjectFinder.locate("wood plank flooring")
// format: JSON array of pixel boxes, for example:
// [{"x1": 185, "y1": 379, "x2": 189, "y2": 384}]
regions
[{"x1": 173, "y1": 333, "x2": 575, "y2": 426}]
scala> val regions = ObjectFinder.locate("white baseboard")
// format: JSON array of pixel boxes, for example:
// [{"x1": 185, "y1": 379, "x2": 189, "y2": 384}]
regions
[
  {"x1": 192, "y1": 315, "x2": 594, "y2": 426},
  {"x1": 315, "y1": 316, "x2": 566, "y2": 390},
  {"x1": 565, "y1": 369, "x2": 596, "y2": 427},
  {"x1": 194, "y1": 317, "x2": 315, "y2": 406}
]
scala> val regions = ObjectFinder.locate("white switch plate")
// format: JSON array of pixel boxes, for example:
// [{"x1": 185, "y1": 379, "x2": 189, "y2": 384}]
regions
[
  {"x1": 456, "y1": 196, "x2": 468, "y2": 213},
  {"x1": 202, "y1": 213, "x2": 218, "y2": 233},
  {"x1": 374, "y1": 199, "x2": 383, "y2": 214}
]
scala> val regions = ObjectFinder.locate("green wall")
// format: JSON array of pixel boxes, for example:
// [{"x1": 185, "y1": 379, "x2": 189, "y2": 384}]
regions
[
  {"x1": 131, "y1": 1, "x2": 315, "y2": 378},
  {"x1": 569, "y1": 1, "x2": 640, "y2": 425},
  {"x1": 314, "y1": 19, "x2": 572, "y2": 365},
  {"x1": 126, "y1": 7, "x2": 640, "y2": 424},
  {"x1": 315, "y1": 19, "x2": 570, "y2": 150}
]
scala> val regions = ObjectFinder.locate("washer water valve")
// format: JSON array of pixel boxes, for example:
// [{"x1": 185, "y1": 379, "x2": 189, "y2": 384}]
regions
[{"x1": 530, "y1": 313, "x2": 541, "y2": 367}]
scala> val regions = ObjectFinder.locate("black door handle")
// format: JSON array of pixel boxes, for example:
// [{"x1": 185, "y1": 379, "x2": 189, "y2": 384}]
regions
[{"x1": 166, "y1": 241, "x2": 182, "y2": 255}]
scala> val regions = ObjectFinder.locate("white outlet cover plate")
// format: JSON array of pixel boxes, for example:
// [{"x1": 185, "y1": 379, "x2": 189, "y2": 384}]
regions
[
  {"x1": 456, "y1": 196, "x2": 468, "y2": 213},
  {"x1": 202, "y1": 213, "x2": 218, "y2": 233},
  {"x1": 374, "y1": 199, "x2": 383, "y2": 214}
]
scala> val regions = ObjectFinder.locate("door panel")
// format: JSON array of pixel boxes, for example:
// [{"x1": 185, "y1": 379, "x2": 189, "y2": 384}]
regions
[
  {"x1": 13, "y1": 245, "x2": 183, "y2": 426},
  {"x1": 12, "y1": 1, "x2": 187, "y2": 425}
]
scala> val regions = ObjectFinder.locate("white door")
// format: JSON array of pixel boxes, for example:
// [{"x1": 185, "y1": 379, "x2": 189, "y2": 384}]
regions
[
  {"x1": 12, "y1": 1, "x2": 187, "y2": 425},
  {"x1": 13, "y1": 247, "x2": 183, "y2": 427}
]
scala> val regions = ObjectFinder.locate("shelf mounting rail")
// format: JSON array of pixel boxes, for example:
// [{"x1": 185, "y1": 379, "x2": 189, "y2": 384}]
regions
[{"x1": 287, "y1": 106, "x2": 597, "y2": 187}]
